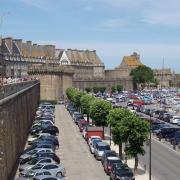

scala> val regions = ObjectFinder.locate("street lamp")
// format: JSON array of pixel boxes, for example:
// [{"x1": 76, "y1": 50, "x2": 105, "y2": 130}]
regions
[{"x1": 149, "y1": 114, "x2": 152, "y2": 180}]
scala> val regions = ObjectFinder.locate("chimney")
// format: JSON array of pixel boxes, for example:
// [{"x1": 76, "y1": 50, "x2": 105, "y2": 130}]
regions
[
  {"x1": 44, "y1": 45, "x2": 55, "y2": 58},
  {"x1": 3, "y1": 37, "x2": 13, "y2": 53},
  {"x1": 26, "y1": 41, "x2": 32, "y2": 57}
]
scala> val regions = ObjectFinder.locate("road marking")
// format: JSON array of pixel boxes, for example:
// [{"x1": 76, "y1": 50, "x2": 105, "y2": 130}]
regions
[{"x1": 152, "y1": 137, "x2": 180, "y2": 156}]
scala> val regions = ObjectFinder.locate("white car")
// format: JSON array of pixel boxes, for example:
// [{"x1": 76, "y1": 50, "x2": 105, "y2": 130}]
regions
[
  {"x1": 20, "y1": 164, "x2": 66, "y2": 177},
  {"x1": 170, "y1": 116, "x2": 180, "y2": 124},
  {"x1": 88, "y1": 136, "x2": 102, "y2": 146}
]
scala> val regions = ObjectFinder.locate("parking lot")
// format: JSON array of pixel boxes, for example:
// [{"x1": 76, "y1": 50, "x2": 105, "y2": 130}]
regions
[{"x1": 56, "y1": 104, "x2": 109, "y2": 180}]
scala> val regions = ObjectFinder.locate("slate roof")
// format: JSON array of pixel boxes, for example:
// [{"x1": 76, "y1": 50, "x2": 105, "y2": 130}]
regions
[{"x1": 65, "y1": 49, "x2": 104, "y2": 65}]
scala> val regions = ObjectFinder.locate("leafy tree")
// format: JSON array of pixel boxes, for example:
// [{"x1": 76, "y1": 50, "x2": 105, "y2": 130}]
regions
[
  {"x1": 90, "y1": 99, "x2": 112, "y2": 138},
  {"x1": 130, "y1": 66, "x2": 154, "y2": 90},
  {"x1": 122, "y1": 115, "x2": 149, "y2": 171},
  {"x1": 116, "y1": 84, "x2": 123, "y2": 92},
  {"x1": 111, "y1": 85, "x2": 117, "y2": 93},
  {"x1": 99, "y1": 86, "x2": 106, "y2": 93},
  {"x1": 72, "y1": 90, "x2": 84, "y2": 111},
  {"x1": 85, "y1": 87, "x2": 92, "y2": 93},
  {"x1": 93, "y1": 86, "x2": 99, "y2": 94},
  {"x1": 108, "y1": 108, "x2": 133, "y2": 159},
  {"x1": 66, "y1": 88, "x2": 84, "y2": 111},
  {"x1": 80, "y1": 94, "x2": 95, "y2": 123}
]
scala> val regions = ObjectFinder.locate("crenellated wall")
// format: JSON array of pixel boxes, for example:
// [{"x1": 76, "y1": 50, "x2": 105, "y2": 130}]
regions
[{"x1": 0, "y1": 82, "x2": 40, "y2": 180}]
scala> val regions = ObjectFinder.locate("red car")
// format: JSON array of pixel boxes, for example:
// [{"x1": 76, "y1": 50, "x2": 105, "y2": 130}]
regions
[{"x1": 78, "y1": 120, "x2": 88, "y2": 132}]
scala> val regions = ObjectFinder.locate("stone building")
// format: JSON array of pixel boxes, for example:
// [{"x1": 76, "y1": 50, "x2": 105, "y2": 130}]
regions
[
  {"x1": 105, "y1": 52, "x2": 143, "y2": 80},
  {"x1": 153, "y1": 68, "x2": 173, "y2": 87},
  {"x1": 0, "y1": 36, "x2": 176, "y2": 96}
]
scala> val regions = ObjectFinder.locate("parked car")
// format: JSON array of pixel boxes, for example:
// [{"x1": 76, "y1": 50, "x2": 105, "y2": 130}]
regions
[
  {"x1": 20, "y1": 153, "x2": 60, "y2": 165},
  {"x1": 170, "y1": 116, "x2": 180, "y2": 124},
  {"x1": 101, "y1": 150, "x2": 117, "y2": 167},
  {"x1": 33, "y1": 175, "x2": 64, "y2": 180},
  {"x1": 77, "y1": 120, "x2": 88, "y2": 132},
  {"x1": 110, "y1": 163, "x2": 135, "y2": 180},
  {"x1": 104, "y1": 157, "x2": 122, "y2": 175},
  {"x1": 19, "y1": 149, "x2": 54, "y2": 164},
  {"x1": 94, "y1": 142, "x2": 111, "y2": 160},
  {"x1": 88, "y1": 136, "x2": 102, "y2": 146},
  {"x1": 89, "y1": 138, "x2": 102, "y2": 154},
  {"x1": 156, "y1": 127, "x2": 180, "y2": 139},
  {"x1": 169, "y1": 131, "x2": 180, "y2": 145},
  {"x1": 20, "y1": 164, "x2": 66, "y2": 177},
  {"x1": 22, "y1": 144, "x2": 56, "y2": 155},
  {"x1": 19, "y1": 158, "x2": 58, "y2": 172}
]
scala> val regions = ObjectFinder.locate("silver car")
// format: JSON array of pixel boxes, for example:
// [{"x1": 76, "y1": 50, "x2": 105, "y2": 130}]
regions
[
  {"x1": 20, "y1": 169, "x2": 64, "y2": 179},
  {"x1": 19, "y1": 158, "x2": 57, "y2": 172},
  {"x1": 33, "y1": 175, "x2": 64, "y2": 180},
  {"x1": 94, "y1": 142, "x2": 111, "y2": 160},
  {"x1": 20, "y1": 148, "x2": 54, "y2": 163},
  {"x1": 20, "y1": 163, "x2": 66, "y2": 177}
]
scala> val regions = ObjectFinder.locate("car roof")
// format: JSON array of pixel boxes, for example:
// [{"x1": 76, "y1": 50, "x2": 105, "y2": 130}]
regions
[
  {"x1": 96, "y1": 142, "x2": 109, "y2": 146},
  {"x1": 107, "y1": 157, "x2": 120, "y2": 160}
]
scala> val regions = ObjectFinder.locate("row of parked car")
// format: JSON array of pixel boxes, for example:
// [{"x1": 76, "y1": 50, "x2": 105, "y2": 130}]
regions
[
  {"x1": 66, "y1": 102, "x2": 135, "y2": 180},
  {"x1": 15, "y1": 102, "x2": 66, "y2": 180}
]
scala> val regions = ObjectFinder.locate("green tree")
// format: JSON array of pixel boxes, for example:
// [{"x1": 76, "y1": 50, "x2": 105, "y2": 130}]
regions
[
  {"x1": 116, "y1": 84, "x2": 123, "y2": 92},
  {"x1": 72, "y1": 90, "x2": 84, "y2": 111},
  {"x1": 90, "y1": 99, "x2": 112, "y2": 138},
  {"x1": 122, "y1": 115, "x2": 149, "y2": 171},
  {"x1": 130, "y1": 66, "x2": 154, "y2": 90},
  {"x1": 108, "y1": 108, "x2": 133, "y2": 159},
  {"x1": 93, "y1": 86, "x2": 99, "y2": 94},
  {"x1": 111, "y1": 85, "x2": 117, "y2": 93},
  {"x1": 85, "y1": 87, "x2": 92, "y2": 93},
  {"x1": 99, "y1": 86, "x2": 106, "y2": 93},
  {"x1": 80, "y1": 94, "x2": 95, "y2": 123}
]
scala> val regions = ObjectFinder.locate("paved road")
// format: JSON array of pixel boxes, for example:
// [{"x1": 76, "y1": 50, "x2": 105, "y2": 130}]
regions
[
  {"x1": 139, "y1": 137, "x2": 180, "y2": 180},
  {"x1": 55, "y1": 105, "x2": 109, "y2": 180}
]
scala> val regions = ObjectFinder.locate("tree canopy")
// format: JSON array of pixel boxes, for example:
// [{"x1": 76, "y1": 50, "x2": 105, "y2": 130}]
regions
[
  {"x1": 130, "y1": 66, "x2": 154, "y2": 89},
  {"x1": 90, "y1": 99, "x2": 112, "y2": 126}
]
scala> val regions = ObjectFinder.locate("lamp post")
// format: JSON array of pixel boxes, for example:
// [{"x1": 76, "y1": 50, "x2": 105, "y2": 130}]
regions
[{"x1": 149, "y1": 114, "x2": 152, "y2": 180}]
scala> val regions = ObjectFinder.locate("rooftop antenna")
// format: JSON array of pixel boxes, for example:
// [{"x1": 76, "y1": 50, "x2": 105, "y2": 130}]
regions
[{"x1": 161, "y1": 58, "x2": 165, "y2": 91}]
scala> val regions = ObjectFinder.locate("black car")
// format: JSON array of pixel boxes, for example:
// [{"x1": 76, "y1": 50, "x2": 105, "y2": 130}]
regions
[
  {"x1": 104, "y1": 157, "x2": 122, "y2": 175},
  {"x1": 41, "y1": 126, "x2": 59, "y2": 136},
  {"x1": 31, "y1": 138, "x2": 59, "y2": 149},
  {"x1": 110, "y1": 163, "x2": 135, "y2": 180},
  {"x1": 74, "y1": 114, "x2": 84, "y2": 125},
  {"x1": 101, "y1": 150, "x2": 117, "y2": 167},
  {"x1": 169, "y1": 131, "x2": 180, "y2": 145},
  {"x1": 156, "y1": 127, "x2": 180, "y2": 139}
]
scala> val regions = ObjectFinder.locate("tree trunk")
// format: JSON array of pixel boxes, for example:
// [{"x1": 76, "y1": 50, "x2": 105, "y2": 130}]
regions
[
  {"x1": 103, "y1": 126, "x2": 105, "y2": 140},
  {"x1": 87, "y1": 114, "x2": 89, "y2": 124},
  {"x1": 118, "y1": 143, "x2": 123, "y2": 160},
  {"x1": 134, "y1": 156, "x2": 138, "y2": 172}
]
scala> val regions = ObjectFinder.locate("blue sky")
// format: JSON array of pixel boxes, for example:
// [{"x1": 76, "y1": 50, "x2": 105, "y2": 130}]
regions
[{"x1": 1, "y1": 0, "x2": 180, "y2": 72}]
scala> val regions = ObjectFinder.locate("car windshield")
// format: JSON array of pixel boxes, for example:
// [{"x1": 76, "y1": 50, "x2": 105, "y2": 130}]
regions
[
  {"x1": 107, "y1": 152, "x2": 116, "y2": 157},
  {"x1": 108, "y1": 159, "x2": 120, "y2": 164},
  {"x1": 98, "y1": 145, "x2": 110, "y2": 151}
]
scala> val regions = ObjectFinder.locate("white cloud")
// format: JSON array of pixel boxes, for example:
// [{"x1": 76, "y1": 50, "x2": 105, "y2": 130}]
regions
[
  {"x1": 19, "y1": 0, "x2": 50, "y2": 11},
  {"x1": 100, "y1": 18, "x2": 127, "y2": 28},
  {"x1": 82, "y1": 0, "x2": 180, "y2": 27}
]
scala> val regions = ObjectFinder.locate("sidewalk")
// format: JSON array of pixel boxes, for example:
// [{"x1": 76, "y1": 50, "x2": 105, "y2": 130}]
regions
[{"x1": 105, "y1": 140, "x2": 150, "y2": 180}]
